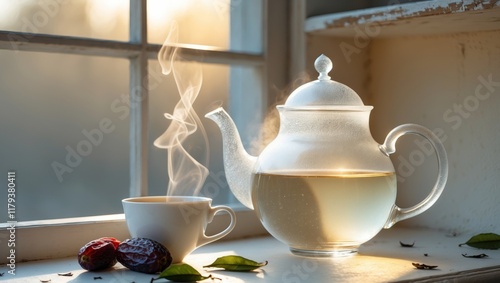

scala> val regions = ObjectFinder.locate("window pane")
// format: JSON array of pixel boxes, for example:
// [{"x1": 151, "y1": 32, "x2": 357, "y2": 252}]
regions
[
  {"x1": 148, "y1": 60, "x2": 233, "y2": 204},
  {"x1": 0, "y1": 51, "x2": 129, "y2": 222},
  {"x1": 148, "y1": 0, "x2": 263, "y2": 53},
  {"x1": 0, "y1": 0, "x2": 129, "y2": 41}
]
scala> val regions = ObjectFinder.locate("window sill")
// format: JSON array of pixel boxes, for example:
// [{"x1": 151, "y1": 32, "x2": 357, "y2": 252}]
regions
[
  {"x1": 0, "y1": 205, "x2": 267, "y2": 263},
  {"x1": 4, "y1": 227, "x2": 500, "y2": 282}
]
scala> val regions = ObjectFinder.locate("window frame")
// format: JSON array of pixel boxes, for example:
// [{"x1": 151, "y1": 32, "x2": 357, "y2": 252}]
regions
[{"x1": 0, "y1": 0, "x2": 288, "y2": 262}]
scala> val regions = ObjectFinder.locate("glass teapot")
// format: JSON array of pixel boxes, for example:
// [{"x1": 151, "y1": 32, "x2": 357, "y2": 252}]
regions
[{"x1": 205, "y1": 55, "x2": 448, "y2": 257}]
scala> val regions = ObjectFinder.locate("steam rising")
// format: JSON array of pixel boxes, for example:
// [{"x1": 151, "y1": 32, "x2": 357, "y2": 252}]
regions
[
  {"x1": 154, "y1": 22, "x2": 209, "y2": 196},
  {"x1": 250, "y1": 72, "x2": 312, "y2": 154}
]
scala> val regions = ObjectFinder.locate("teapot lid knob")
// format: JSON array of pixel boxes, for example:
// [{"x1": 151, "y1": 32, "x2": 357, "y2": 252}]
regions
[
  {"x1": 314, "y1": 54, "x2": 332, "y2": 81},
  {"x1": 282, "y1": 54, "x2": 368, "y2": 108}
]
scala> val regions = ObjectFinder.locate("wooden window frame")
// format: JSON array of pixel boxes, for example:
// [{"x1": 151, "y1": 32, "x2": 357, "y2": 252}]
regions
[{"x1": 0, "y1": 0, "x2": 288, "y2": 262}]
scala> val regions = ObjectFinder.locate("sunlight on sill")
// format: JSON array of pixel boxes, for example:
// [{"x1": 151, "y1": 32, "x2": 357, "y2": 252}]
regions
[{"x1": 5, "y1": 228, "x2": 500, "y2": 282}]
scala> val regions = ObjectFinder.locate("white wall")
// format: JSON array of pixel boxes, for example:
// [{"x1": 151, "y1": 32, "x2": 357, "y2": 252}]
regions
[{"x1": 369, "y1": 30, "x2": 500, "y2": 234}]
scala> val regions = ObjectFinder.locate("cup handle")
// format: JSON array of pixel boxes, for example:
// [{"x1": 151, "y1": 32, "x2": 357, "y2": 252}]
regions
[
  {"x1": 379, "y1": 124, "x2": 448, "y2": 229},
  {"x1": 198, "y1": 205, "x2": 236, "y2": 246}
]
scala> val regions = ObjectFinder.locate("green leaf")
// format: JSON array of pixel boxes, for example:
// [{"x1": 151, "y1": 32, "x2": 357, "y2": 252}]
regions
[
  {"x1": 203, "y1": 255, "x2": 268, "y2": 272},
  {"x1": 152, "y1": 263, "x2": 213, "y2": 282},
  {"x1": 459, "y1": 233, "x2": 500, "y2": 250}
]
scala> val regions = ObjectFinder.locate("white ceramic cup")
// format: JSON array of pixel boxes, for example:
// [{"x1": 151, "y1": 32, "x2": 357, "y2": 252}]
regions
[{"x1": 122, "y1": 196, "x2": 236, "y2": 263}]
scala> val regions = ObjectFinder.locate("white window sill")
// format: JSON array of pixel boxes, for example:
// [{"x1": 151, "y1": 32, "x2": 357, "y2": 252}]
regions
[
  {"x1": 4, "y1": 227, "x2": 500, "y2": 282},
  {"x1": 0, "y1": 205, "x2": 265, "y2": 263}
]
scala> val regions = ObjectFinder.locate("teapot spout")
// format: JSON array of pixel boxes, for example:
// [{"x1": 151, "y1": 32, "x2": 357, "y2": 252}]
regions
[{"x1": 205, "y1": 107, "x2": 257, "y2": 209}]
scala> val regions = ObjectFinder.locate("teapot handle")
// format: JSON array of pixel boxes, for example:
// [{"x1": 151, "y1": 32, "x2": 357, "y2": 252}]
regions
[{"x1": 379, "y1": 124, "x2": 448, "y2": 229}]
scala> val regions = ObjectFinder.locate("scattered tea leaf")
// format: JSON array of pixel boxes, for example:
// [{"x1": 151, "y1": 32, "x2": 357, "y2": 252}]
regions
[
  {"x1": 462, "y1": 253, "x2": 489, "y2": 258},
  {"x1": 0, "y1": 272, "x2": 4, "y2": 276},
  {"x1": 459, "y1": 233, "x2": 500, "y2": 249},
  {"x1": 94, "y1": 277, "x2": 102, "y2": 280},
  {"x1": 412, "y1": 263, "x2": 438, "y2": 270},
  {"x1": 57, "y1": 272, "x2": 73, "y2": 277},
  {"x1": 203, "y1": 255, "x2": 268, "y2": 271},
  {"x1": 399, "y1": 241, "x2": 415, "y2": 247},
  {"x1": 424, "y1": 253, "x2": 429, "y2": 257},
  {"x1": 40, "y1": 279, "x2": 51, "y2": 283},
  {"x1": 152, "y1": 263, "x2": 213, "y2": 282}
]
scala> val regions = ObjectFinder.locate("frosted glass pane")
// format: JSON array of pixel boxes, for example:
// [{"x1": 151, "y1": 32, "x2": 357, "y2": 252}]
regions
[
  {"x1": 148, "y1": 0, "x2": 263, "y2": 53},
  {"x1": 0, "y1": 50, "x2": 129, "y2": 221},
  {"x1": 0, "y1": 0, "x2": 129, "y2": 41}
]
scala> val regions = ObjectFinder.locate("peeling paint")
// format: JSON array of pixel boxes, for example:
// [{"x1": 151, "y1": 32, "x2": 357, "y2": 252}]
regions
[{"x1": 306, "y1": 0, "x2": 500, "y2": 37}]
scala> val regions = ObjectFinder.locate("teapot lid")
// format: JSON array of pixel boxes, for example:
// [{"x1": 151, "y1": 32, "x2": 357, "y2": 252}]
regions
[{"x1": 283, "y1": 54, "x2": 369, "y2": 109}]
